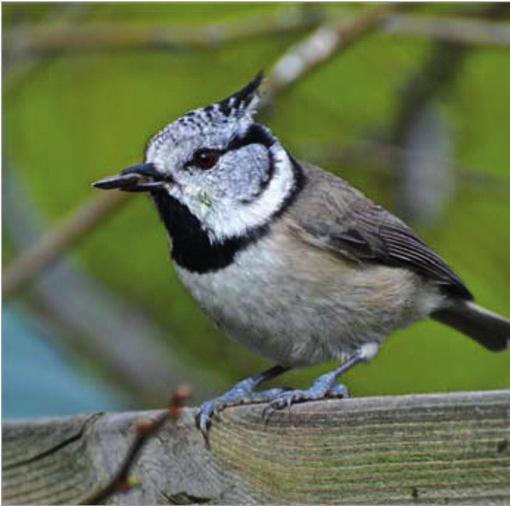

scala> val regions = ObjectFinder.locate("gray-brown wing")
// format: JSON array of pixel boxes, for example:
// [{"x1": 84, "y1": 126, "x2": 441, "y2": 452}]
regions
[{"x1": 291, "y1": 165, "x2": 473, "y2": 300}]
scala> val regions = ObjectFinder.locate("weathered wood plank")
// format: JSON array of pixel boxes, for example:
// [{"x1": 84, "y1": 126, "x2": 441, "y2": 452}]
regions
[{"x1": 3, "y1": 390, "x2": 510, "y2": 504}]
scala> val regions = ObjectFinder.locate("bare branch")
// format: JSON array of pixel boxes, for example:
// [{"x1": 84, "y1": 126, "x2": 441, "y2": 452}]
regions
[
  {"x1": 383, "y1": 12, "x2": 510, "y2": 47},
  {"x1": 5, "y1": 11, "x2": 510, "y2": 68},
  {"x1": 4, "y1": 7, "x2": 322, "y2": 63},
  {"x1": 3, "y1": 189, "x2": 131, "y2": 298}
]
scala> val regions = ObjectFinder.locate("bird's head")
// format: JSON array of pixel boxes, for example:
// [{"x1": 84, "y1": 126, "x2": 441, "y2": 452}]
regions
[{"x1": 94, "y1": 73, "x2": 298, "y2": 244}]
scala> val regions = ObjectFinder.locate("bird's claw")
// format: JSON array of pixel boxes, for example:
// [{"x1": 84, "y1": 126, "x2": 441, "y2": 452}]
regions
[
  {"x1": 262, "y1": 381, "x2": 349, "y2": 422},
  {"x1": 195, "y1": 400, "x2": 220, "y2": 447},
  {"x1": 196, "y1": 372, "x2": 350, "y2": 442},
  {"x1": 195, "y1": 385, "x2": 286, "y2": 446}
]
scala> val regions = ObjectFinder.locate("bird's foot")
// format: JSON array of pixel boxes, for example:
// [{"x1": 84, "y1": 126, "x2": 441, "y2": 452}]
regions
[
  {"x1": 263, "y1": 372, "x2": 349, "y2": 419},
  {"x1": 196, "y1": 378, "x2": 285, "y2": 444}
]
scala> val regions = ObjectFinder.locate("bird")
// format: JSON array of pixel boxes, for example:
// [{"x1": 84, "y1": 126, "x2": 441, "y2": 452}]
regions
[{"x1": 94, "y1": 73, "x2": 509, "y2": 440}]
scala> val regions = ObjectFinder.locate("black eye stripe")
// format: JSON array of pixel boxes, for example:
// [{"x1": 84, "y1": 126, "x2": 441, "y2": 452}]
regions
[
  {"x1": 185, "y1": 124, "x2": 274, "y2": 169},
  {"x1": 226, "y1": 124, "x2": 275, "y2": 151}
]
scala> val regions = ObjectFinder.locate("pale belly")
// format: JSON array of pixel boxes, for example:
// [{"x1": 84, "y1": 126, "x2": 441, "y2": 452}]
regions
[{"x1": 175, "y1": 235, "x2": 443, "y2": 367}]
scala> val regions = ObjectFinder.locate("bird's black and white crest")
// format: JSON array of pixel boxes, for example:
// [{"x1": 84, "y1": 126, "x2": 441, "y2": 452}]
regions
[
  {"x1": 217, "y1": 71, "x2": 264, "y2": 118},
  {"x1": 144, "y1": 73, "x2": 303, "y2": 273},
  {"x1": 148, "y1": 72, "x2": 263, "y2": 156}
]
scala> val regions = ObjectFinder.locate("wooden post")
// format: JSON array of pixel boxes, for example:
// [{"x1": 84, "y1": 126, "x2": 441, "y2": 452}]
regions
[{"x1": 3, "y1": 390, "x2": 510, "y2": 504}]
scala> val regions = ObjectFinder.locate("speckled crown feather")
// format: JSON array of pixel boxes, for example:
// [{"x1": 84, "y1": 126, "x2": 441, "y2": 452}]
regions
[{"x1": 148, "y1": 72, "x2": 264, "y2": 153}]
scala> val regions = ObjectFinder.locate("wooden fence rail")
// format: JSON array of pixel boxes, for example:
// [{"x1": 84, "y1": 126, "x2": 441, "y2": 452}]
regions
[{"x1": 3, "y1": 390, "x2": 510, "y2": 504}]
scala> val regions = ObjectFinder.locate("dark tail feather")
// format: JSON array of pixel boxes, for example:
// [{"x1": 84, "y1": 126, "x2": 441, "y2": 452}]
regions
[{"x1": 432, "y1": 300, "x2": 509, "y2": 352}]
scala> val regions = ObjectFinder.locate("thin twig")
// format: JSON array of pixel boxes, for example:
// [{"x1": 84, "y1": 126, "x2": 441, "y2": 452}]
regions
[
  {"x1": 2, "y1": 7, "x2": 321, "y2": 94},
  {"x1": 383, "y1": 12, "x2": 510, "y2": 47},
  {"x1": 80, "y1": 385, "x2": 191, "y2": 505}
]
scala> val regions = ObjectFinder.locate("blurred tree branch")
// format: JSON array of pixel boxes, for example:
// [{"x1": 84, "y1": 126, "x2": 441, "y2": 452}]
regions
[
  {"x1": 3, "y1": 190, "x2": 130, "y2": 298},
  {"x1": 3, "y1": 6, "x2": 322, "y2": 82},
  {"x1": 389, "y1": 3, "x2": 509, "y2": 224},
  {"x1": 391, "y1": 41, "x2": 468, "y2": 224},
  {"x1": 391, "y1": 4, "x2": 509, "y2": 148},
  {"x1": 264, "y1": 4, "x2": 394, "y2": 99},
  {"x1": 3, "y1": 3, "x2": 92, "y2": 94},
  {"x1": 5, "y1": 11, "x2": 510, "y2": 69},
  {"x1": 383, "y1": 11, "x2": 510, "y2": 47}
]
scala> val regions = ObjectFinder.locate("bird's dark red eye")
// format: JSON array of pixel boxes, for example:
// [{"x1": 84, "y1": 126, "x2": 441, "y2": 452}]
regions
[{"x1": 193, "y1": 149, "x2": 222, "y2": 170}]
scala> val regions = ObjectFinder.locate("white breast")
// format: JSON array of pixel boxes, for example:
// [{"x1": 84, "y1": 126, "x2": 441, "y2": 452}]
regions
[
  {"x1": 176, "y1": 234, "x2": 301, "y2": 364},
  {"x1": 175, "y1": 227, "x2": 444, "y2": 368}
]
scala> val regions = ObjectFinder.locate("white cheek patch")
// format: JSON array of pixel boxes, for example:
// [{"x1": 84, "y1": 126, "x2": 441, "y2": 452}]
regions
[
  {"x1": 204, "y1": 147, "x2": 295, "y2": 242},
  {"x1": 161, "y1": 145, "x2": 295, "y2": 243}
]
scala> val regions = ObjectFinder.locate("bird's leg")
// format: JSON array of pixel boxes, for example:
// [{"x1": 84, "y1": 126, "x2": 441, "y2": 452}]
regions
[
  {"x1": 264, "y1": 344, "x2": 378, "y2": 415},
  {"x1": 196, "y1": 364, "x2": 289, "y2": 440}
]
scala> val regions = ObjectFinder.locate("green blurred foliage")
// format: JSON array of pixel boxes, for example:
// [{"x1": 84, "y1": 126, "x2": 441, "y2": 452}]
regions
[{"x1": 4, "y1": 3, "x2": 510, "y2": 399}]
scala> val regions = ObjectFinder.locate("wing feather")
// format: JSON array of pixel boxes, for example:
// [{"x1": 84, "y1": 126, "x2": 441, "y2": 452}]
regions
[{"x1": 290, "y1": 162, "x2": 473, "y2": 300}]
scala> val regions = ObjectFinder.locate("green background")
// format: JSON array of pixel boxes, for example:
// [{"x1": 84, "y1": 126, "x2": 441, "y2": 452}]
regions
[{"x1": 3, "y1": 3, "x2": 510, "y2": 412}]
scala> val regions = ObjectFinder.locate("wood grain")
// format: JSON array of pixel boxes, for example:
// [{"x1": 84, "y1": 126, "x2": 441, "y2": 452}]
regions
[{"x1": 3, "y1": 390, "x2": 510, "y2": 504}]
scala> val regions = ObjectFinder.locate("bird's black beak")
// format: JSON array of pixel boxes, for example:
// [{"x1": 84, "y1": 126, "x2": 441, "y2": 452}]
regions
[{"x1": 93, "y1": 162, "x2": 169, "y2": 192}]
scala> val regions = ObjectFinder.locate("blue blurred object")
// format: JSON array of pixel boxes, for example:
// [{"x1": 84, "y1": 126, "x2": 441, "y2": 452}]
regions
[{"x1": 2, "y1": 307, "x2": 125, "y2": 419}]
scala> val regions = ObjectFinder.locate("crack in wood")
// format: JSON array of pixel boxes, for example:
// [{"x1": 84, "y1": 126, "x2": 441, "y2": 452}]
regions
[{"x1": 2, "y1": 413, "x2": 102, "y2": 471}]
